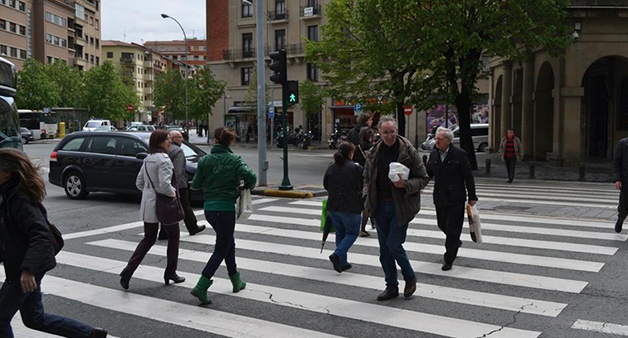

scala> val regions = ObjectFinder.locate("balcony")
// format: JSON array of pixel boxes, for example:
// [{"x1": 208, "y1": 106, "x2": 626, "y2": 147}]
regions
[
  {"x1": 223, "y1": 48, "x2": 256, "y2": 60},
  {"x1": 143, "y1": 60, "x2": 152, "y2": 68},
  {"x1": 74, "y1": 57, "x2": 87, "y2": 66},
  {"x1": 144, "y1": 87, "x2": 153, "y2": 95},
  {"x1": 120, "y1": 57, "x2": 134, "y2": 64},
  {"x1": 300, "y1": 5, "x2": 321, "y2": 18},
  {"x1": 285, "y1": 43, "x2": 305, "y2": 55},
  {"x1": 268, "y1": 10, "x2": 288, "y2": 22},
  {"x1": 144, "y1": 74, "x2": 153, "y2": 82}
]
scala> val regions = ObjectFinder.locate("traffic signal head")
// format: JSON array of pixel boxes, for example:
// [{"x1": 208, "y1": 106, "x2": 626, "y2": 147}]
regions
[
  {"x1": 269, "y1": 50, "x2": 287, "y2": 85},
  {"x1": 287, "y1": 80, "x2": 299, "y2": 105}
]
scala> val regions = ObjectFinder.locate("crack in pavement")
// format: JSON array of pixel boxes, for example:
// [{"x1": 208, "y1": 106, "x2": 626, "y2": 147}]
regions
[
  {"x1": 253, "y1": 289, "x2": 331, "y2": 315},
  {"x1": 476, "y1": 303, "x2": 531, "y2": 338}
]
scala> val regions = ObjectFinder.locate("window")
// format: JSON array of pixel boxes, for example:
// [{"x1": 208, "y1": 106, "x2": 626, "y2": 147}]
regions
[
  {"x1": 242, "y1": 2, "x2": 253, "y2": 18},
  {"x1": 119, "y1": 138, "x2": 147, "y2": 157},
  {"x1": 46, "y1": 34, "x2": 52, "y2": 43},
  {"x1": 45, "y1": 12, "x2": 52, "y2": 22},
  {"x1": 307, "y1": 0, "x2": 318, "y2": 6},
  {"x1": 47, "y1": 56, "x2": 53, "y2": 64},
  {"x1": 96, "y1": 39, "x2": 99, "y2": 48},
  {"x1": 307, "y1": 63, "x2": 318, "y2": 81},
  {"x1": 53, "y1": 36, "x2": 60, "y2": 45},
  {"x1": 275, "y1": 30, "x2": 285, "y2": 51},
  {"x1": 96, "y1": 56, "x2": 99, "y2": 65},
  {"x1": 60, "y1": 138, "x2": 86, "y2": 151},
  {"x1": 89, "y1": 16, "x2": 93, "y2": 25},
  {"x1": 19, "y1": 49, "x2": 25, "y2": 59},
  {"x1": 61, "y1": 38, "x2": 67, "y2": 48},
  {"x1": 106, "y1": 51, "x2": 113, "y2": 58},
  {"x1": 19, "y1": 25, "x2": 25, "y2": 35},
  {"x1": 75, "y1": 3, "x2": 84, "y2": 20},
  {"x1": 241, "y1": 67, "x2": 253, "y2": 85},
  {"x1": 0, "y1": 45, "x2": 6, "y2": 55},
  {"x1": 242, "y1": 33, "x2": 253, "y2": 57},
  {"x1": 9, "y1": 47, "x2": 17, "y2": 58},
  {"x1": 90, "y1": 37, "x2": 94, "y2": 45},
  {"x1": 85, "y1": 137, "x2": 117, "y2": 155},
  {"x1": 85, "y1": 53, "x2": 89, "y2": 60},
  {"x1": 95, "y1": 18, "x2": 99, "y2": 29},
  {"x1": 275, "y1": 0, "x2": 285, "y2": 15},
  {"x1": 18, "y1": 0, "x2": 24, "y2": 11},
  {"x1": 307, "y1": 25, "x2": 319, "y2": 42},
  {"x1": 8, "y1": 0, "x2": 15, "y2": 8},
  {"x1": 0, "y1": 19, "x2": 5, "y2": 30},
  {"x1": 9, "y1": 22, "x2": 16, "y2": 33},
  {"x1": 90, "y1": 54, "x2": 94, "y2": 63}
]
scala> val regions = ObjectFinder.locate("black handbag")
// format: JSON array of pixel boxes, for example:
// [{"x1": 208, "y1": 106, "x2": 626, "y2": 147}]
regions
[{"x1": 144, "y1": 163, "x2": 184, "y2": 225}]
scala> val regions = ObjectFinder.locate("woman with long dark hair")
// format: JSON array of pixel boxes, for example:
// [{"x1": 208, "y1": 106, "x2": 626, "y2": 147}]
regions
[
  {"x1": 0, "y1": 148, "x2": 107, "y2": 337},
  {"x1": 190, "y1": 127, "x2": 257, "y2": 305},
  {"x1": 323, "y1": 142, "x2": 364, "y2": 272},
  {"x1": 119, "y1": 129, "x2": 184, "y2": 289}
]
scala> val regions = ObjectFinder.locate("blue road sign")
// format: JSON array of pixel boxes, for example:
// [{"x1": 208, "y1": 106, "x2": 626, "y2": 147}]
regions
[
  {"x1": 354, "y1": 103, "x2": 362, "y2": 113},
  {"x1": 269, "y1": 106, "x2": 275, "y2": 120}
]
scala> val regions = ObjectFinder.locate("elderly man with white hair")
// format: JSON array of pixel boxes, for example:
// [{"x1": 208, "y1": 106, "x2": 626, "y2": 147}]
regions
[{"x1": 426, "y1": 127, "x2": 478, "y2": 271}]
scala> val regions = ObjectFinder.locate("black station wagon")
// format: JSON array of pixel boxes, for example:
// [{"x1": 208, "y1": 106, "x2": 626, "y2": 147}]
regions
[{"x1": 49, "y1": 131, "x2": 205, "y2": 201}]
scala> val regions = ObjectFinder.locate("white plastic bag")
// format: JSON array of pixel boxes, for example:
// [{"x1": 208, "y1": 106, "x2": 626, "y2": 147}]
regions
[
  {"x1": 237, "y1": 189, "x2": 254, "y2": 220},
  {"x1": 388, "y1": 162, "x2": 410, "y2": 182},
  {"x1": 466, "y1": 204, "x2": 482, "y2": 244}
]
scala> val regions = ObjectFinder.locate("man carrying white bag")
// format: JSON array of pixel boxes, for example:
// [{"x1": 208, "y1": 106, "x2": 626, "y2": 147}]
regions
[{"x1": 466, "y1": 204, "x2": 482, "y2": 244}]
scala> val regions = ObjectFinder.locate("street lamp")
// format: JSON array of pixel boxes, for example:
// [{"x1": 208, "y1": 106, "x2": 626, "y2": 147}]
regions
[{"x1": 161, "y1": 13, "x2": 189, "y2": 135}]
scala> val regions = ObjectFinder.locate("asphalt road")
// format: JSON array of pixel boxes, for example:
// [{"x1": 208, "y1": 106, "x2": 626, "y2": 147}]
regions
[{"x1": 5, "y1": 140, "x2": 628, "y2": 338}]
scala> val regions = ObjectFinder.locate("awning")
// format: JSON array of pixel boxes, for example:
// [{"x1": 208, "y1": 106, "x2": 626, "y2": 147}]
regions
[{"x1": 228, "y1": 106, "x2": 255, "y2": 114}]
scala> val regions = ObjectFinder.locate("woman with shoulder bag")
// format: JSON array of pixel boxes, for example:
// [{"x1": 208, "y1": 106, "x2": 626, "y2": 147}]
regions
[
  {"x1": 324, "y1": 142, "x2": 364, "y2": 272},
  {"x1": 0, "y1": 148, "x2": 107, "y2": 338},
  {"x1": 119, "y1": 129, "x2": 184, "y2": 289},
  {"x1": 190, "y1": 127, "x2": 257, "y2": 305}
]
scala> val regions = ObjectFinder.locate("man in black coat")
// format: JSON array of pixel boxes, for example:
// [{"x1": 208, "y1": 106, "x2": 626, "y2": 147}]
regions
[
  {"x1": 613, "y1": 137, "x2": 628, "y2": 233},
  {"x1": 426, "y1": 127, "x2": 478, "y2": 271},
  {"x1": 347, "y1": 112, "x2": 372, "y2": 147}
]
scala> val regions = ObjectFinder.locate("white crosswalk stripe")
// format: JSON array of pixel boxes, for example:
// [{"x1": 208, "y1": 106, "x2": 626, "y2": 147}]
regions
[{"x1": 7, "y1": 181, "x2": 623, "y2": 337}]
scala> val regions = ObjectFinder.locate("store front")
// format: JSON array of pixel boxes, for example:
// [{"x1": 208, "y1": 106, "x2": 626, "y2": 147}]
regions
[{"x1": 226, "y1": 103, "x2": 256, "y2": 142}]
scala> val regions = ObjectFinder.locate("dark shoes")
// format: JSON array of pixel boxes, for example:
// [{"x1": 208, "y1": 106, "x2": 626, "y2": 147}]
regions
[
  {"x1": 377, "y1": 288, "x2": 399, "y2": 301},
  {"x1": 442, "y1": 262, "x2": 453, "y2": 271},
  {"x1": 404, "y1": 277, "x2": 417, "y2": 298},
  {"x1": 119, "y1": 269, "x2": 132, "y2": 290},
  {"x1": 329, "y1": 253, "x2": 343, "y2": 273},
  {"x1": 189, "y1": 225, "x2": 206, "y2": 236},
  {"x1": 616, "y1": 219, "x2": 623, "y2": 233},
  {"x1": 341, "y1": 264, "x2": 352, "y2": 271},
  {"x1": 164, "y1": 274, "x2": 186, "y2": 285},
  {"x1": 507, "y1": 178, "x2": 513, "y2": 183},
  {"x1": 90, "y1": 328, "x2": 107, "y2": 338}
]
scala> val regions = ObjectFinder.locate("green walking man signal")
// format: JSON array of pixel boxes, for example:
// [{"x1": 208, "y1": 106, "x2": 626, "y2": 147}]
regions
[{"x1": 287, "y1": 80, "x2": 298, "y2": 105}]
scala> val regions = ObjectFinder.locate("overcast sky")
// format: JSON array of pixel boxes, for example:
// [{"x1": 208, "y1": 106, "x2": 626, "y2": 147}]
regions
[{"x1": 101, "y1": 0, "x2": 207, "y2": 44}]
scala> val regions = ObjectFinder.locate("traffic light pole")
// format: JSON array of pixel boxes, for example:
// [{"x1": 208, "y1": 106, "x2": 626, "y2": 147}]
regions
[
  {"x1": 255, "y1": 0, "x2": 268, "y2": 186},
  {"x1": 279, "y1": 81, "x2": 292, "y2": 190}
]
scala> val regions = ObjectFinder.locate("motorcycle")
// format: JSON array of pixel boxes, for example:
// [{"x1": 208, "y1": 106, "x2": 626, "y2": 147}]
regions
[
  {"x1": 276, "y1": 131, "x2": 301, "y2": 148},
  {"x1": 300, "y1": 131, "x2": 312, "y2": 149},
  {"x1": 328, "y1": 128, "x2": 345, "y2": 149}
]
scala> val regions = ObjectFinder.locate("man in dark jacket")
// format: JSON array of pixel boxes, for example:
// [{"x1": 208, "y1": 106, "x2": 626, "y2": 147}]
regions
[
  {"x1": 426, "y1": 127, "x2": 478, "y2": 271},
  {"x1": 613, "y1": 137, "x2": 628, "y2": 232},
  {"x1": 363, "y1": 115, "x2": 430, "y2": 301},
  {"x1": 347, "y1": 112, "x2": 372, "y2": 147}
]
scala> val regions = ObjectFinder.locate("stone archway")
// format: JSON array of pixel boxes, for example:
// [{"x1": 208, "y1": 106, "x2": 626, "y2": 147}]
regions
[
  {"x1": 581, "y1": 56, "x2": 628, "y2": 159},
  {"x1": 534, "y1": 62, "x2": 554, "y2": 161}
]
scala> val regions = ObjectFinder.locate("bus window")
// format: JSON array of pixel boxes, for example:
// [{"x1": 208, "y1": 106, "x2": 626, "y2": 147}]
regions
[{"x1": 0, "y1": 97, "x2": 22, "y2": 150}]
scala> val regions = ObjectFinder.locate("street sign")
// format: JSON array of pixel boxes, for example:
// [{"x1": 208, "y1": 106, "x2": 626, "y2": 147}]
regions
[
  {"x1": 304, "y1": 7, "x2": 314, "y2": 16},
  {"x1": 354, "y1": 103, "x2": 362, "y2": 114},
  {"x1": 43, "y1": 107, "x2": 50, "y2": 114},
  {"x1": 404, "y1": 106, "x2": 413, "y2": 116},
  {"x1": 126, "y1": 104, "x2": 134, "y2": 112},
  {"x1": 269, "y1": 106, "x2": 275, "y2": 120}
]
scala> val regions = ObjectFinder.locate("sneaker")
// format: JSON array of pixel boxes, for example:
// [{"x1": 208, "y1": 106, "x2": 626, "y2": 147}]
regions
[{"x1": 329, "y1": 253, "x2": 343, "y2": 273}]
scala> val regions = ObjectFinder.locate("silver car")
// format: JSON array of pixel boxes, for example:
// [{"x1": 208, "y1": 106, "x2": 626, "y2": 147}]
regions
[{"x1": 452, "y1": 123, "x2": 489, "y2": 152}]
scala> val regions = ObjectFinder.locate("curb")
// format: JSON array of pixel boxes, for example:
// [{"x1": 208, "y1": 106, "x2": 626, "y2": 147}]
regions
[{"x1": 252, "y1": 188, "x2": 314, "y2": 198}]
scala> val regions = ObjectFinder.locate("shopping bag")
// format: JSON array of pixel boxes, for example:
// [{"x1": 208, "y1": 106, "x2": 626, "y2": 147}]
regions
[
  {"x1": 466, "y1": 204, "x2": 482, "y2": 244},
  {"x1": 388, "y1": 162, "x2": 410, "y2": 182},
  {"x1": 237, "y1": 189, "x2": 254, "y2": 220}
]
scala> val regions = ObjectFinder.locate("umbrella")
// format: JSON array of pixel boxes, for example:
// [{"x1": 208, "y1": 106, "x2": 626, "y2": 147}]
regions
[{"x1": 320, "y1": 215, "x2": 333, "y2": 253}]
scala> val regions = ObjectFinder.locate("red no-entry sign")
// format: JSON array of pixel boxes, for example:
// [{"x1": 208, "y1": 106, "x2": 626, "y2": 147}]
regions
[
  {"x1": 403, "y1": 106, "x2": 413, "y2": 116},
  {"x1": 126, "y1": 104, "x2": 134, "y2": 112}
]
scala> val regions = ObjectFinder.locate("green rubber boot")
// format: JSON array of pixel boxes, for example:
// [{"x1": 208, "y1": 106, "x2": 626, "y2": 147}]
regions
[
  {"x1": 229, "y1": 271, "x2": 246, "y2": 293},
  {"x1": 190, "y1": 276, "x2": 213, "y2": 305}
]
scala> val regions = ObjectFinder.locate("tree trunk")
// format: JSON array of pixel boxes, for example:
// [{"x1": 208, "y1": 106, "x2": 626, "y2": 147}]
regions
[
  {"x1": 396, "y1": 102, "x2": 406, "y2": 137},
  {"x1": 455, "y1": 94, "x2": 478, "y2": 170}
]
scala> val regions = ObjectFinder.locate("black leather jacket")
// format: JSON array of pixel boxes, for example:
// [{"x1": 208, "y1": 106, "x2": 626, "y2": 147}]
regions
[
  {"x1": 0, "y1": 178, "x2": 56, "y2": 281},
  {"x1": 426, "y1": 145, "x2": 478, "y2": 206},
  {"x1": 324, "y1": 160, "x2": 364, "y2": 214}
]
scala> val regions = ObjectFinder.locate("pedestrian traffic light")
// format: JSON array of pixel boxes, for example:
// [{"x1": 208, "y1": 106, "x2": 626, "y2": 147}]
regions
[
  {"x1": 269, "y1": 50, "x2": 287, "y2": 85},
  {"x1": 287, "y1": 80, "x2": 299, "y2": 105}
]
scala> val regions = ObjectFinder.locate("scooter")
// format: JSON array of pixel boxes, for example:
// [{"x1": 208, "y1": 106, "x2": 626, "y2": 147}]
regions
[{"x1": 328, "y1": 129, "x2": 344, "y2": 149}]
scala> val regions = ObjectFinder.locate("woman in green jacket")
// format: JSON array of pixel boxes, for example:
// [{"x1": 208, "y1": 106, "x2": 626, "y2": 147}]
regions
[{"x1": 190, "y1": 127, "x2": 257, "y2": 305}]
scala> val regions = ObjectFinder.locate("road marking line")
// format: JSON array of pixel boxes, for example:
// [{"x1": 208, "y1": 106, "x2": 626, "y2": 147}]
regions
[
  {"x1": 571, "y1": 319, "x2": 628, "y2": 336},
  {"x1": 12, "y1": 313, "x2": 122, "y2": 338},
  {"x1": 0, "y1": 269, "x2": 338, "y2": 338},
  {"x1": 231, "y1": 221, "x2": 604, "y2": 272},
  {"x1": 252, "y1": 198, "x2": 279, "y2": 205},
  {"x1": 70, "y1": 248, "x2": 541, "y2": 338}
]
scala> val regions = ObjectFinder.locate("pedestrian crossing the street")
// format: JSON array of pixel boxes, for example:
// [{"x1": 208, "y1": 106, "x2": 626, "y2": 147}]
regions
[{"x1": 8, "y1": 183, "x2": 627, "y2": 338}]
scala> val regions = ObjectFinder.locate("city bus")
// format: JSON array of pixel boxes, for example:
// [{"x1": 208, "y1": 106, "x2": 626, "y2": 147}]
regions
[
  {"x1": 18, "y1": 109, "x2": 59, "y2": 139},
  {"x1": 0, "y1": 57, "x2": 22, "y2": 150}
]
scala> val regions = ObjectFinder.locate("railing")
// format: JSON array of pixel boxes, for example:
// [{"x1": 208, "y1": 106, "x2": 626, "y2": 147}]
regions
[
  {"x1": 222, "y1": 44, "x2": 305, "y2": 60},
  {"x1": 120, "y1": 57, "x2": 134, "y2": 63},
  {"x1": 268, "y1": 10, "x2": 288, "y2": 21},
  {"x1": 285, "y1": 43, "x2": 305, "y2": 55},
  {"x1": 222, "y1": 48, "x2": 256, "y2": 60},
  {"x1": 300, "y1": 5, "x2": 321, "y2": 17}
]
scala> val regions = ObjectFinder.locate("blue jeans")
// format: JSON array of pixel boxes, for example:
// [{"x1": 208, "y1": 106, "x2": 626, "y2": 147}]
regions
[
  {"x1": 0, "y1": 276, "x2": 93, "y2": 338},
  {"x1": 328, "y1": 211, "x2": 361, "y2": 266},
  {"x1": 201, "y1": 211, "x2": 238, "y2": 279},
  {"x1": 373, "y1": 201, "x2": 415, "y2": 290}
]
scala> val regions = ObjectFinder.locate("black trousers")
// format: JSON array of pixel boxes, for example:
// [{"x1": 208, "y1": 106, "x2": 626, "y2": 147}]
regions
[
  {"x1": 618, "y1": 188, "x2": 628, "y2": 224},
  {"x1": 505, "y1": 157, "x2": 517, "y2": 181},
  {"x1": 179, "y1": 187, "x2": 199, "y2": 233},
  {"x1": 435, "y1": 202, "x2": 465, "y2": 264}
]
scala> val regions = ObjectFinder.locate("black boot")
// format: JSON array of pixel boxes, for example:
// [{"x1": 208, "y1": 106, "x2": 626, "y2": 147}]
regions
[
  {"x1": 90, "y1": 328, "x2": 107, "y2": 338},
  {"x1": 189, "y1": 225, "x2": 206, "y2": 236},
  {"x1": 119, "y1": 269, "x2": 132, "y2": 290}
]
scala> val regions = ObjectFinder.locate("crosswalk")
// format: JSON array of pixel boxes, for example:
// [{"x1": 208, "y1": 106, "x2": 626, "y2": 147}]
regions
[{"x1": 7, "y1": 181, "x2": 628, "y2": 338}]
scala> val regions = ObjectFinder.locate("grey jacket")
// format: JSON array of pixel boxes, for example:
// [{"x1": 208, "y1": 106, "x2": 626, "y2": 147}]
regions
[
  {"x1": 136, "y1": 153, "x2": 176, "y2": 223},
  {"x1": 363, "y1": 136, "x2": 430, "y2": 226},
  {"x1": 168, "y1": 143, "x2": 187, "y2": 188}
]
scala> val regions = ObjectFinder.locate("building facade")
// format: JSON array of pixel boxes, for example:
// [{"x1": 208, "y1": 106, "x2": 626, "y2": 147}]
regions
[
  {"x1": 489, "y1": 0, "x2": 628, "y2": 166},
  {"x1": 144, "y1": 39, "x2": 208, "y2": 68},
  {"x1": 102, "y1": 40, "x2": 174, "y2": 123},
  {"x1": 0, "y1": 0, "x2": 101, "y2": 70}
]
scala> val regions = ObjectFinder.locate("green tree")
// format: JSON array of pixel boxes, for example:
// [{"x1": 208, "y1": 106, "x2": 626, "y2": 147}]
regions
[
  {"x1": 308, "y1": 0, "x2": 571, "y2": 169},
  {"x1": 16, "y1": 58, "x2": 60, "y2": 110},
  {"x1": 154, "y1": 69, "x2": 185, "y2": 122},
  {"x1": 82, "y1": 61, "x2": 137, "y2": 120},
  {"x1": 46, "y1": 60, "x2": 84, "y2": 108},
  {"x1": 300, "y1": 80, "x2": 325, "y2": 119},
  {"x1": 189, "y1": 66, "x2": 226, "y2": 122}
]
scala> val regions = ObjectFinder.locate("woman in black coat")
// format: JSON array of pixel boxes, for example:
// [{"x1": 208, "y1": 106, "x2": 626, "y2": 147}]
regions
[{"x1": 0, "y1": 148, "x2": 107, "y2": 338}]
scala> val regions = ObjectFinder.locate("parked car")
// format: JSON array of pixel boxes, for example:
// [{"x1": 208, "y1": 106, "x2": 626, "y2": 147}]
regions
[
  {"x1": 165, "y1": 125, "x2": 189, "y2": 141},
  {"x1": 49, "y1": 131, "x2": 206, "y2": 202},
  {"x1": 452, "y1": 123, "x2": 489, "y2": 152},
  {"x1": 20, "y1": 127, "x2": 34, "y2": 144},
  {"x1": 421, "y1": 133, "x2": 435, "y2": 150},
  {"x1": 126, "y1": 125, "x2": 156, "y2": 132},
  {"x1": 83, "y1": 119, "x2": 113, "y2": 132},
  {"x1": 93, "y1": 126, "x2": 118, "y2": 132}
]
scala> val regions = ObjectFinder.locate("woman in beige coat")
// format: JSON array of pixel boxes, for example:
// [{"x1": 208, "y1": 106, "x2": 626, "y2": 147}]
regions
[{"x1": 119, "y1": 129, "x2": 184, "y2": 289}]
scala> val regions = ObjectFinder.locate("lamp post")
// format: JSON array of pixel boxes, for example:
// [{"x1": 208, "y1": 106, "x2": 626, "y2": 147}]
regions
[
  {"x1": 242, "y1": 0, "x2": 268, "y2": 186},
  {"x1": 161, "y1": 13, "x2": 189, "y2": 135}
]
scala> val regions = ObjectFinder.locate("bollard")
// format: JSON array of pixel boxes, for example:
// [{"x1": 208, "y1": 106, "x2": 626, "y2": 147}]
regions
[
  {"x1": 422, "y1": 154, "x2": 427, "y2": 165},
  {"x1": 529, "y1": 164, "x2": 535, "y2": 179},
  {"x1": 579, "y1": 164, "x2": 585, "y2": 181},
  {"x1": 485, "y1": 158, "x2": 491, "y2": 174},
  {"x1": 59, "y1": 122, "x2": 66, "y2": 138}
]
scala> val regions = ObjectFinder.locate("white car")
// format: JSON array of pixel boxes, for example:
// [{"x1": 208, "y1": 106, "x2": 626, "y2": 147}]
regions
[
  {"x1": 83, "y1": 120, "x2": 113, "y2": 132},
  {"x1": 452, "y1": 123, "x2": 489, "y2": 152},
  {"x1": 126, "y1": 125, "x2": 155, "y2": 132}
]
